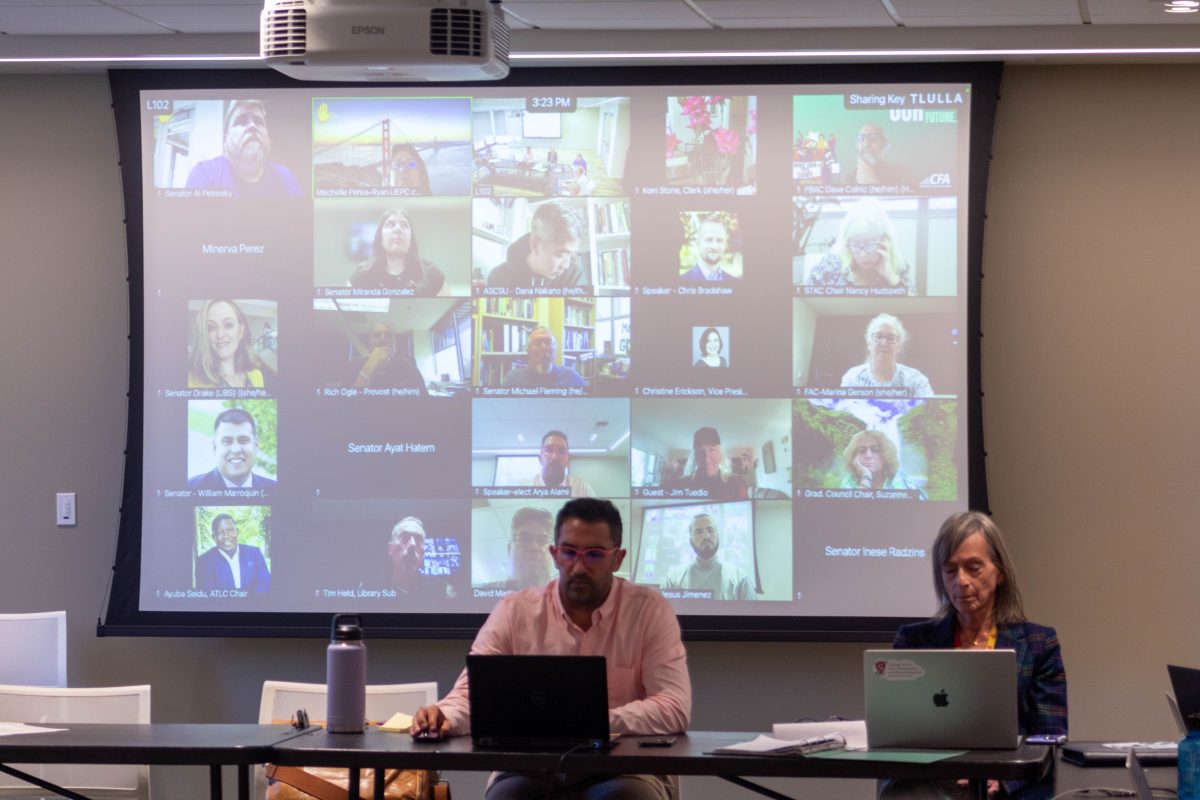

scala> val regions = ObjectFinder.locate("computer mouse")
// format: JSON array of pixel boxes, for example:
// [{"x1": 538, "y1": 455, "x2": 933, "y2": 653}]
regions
[{"x1": 413, "y1": 729, "x2": 444, "y2": 743}]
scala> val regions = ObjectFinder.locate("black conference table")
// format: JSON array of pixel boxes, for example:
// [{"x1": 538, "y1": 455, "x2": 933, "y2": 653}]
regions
[
  {"x1": 271, "y1": 728, "x2": 1054, "y2": 800},
  {"x1": 0, "y1": 724, "x2": 1054, "y2": 800},
  {"x1": 0, "y1": 723, "x2": 307, "y2": 800}
]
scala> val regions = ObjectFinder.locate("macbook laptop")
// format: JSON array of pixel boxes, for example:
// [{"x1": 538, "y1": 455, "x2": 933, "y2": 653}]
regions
[
  {"x1": 467, "y1": 654, "x2": 612, "y2": 751},
  {"x1": 864, "y1": 649, "x2": 1019, "y2": 749}
]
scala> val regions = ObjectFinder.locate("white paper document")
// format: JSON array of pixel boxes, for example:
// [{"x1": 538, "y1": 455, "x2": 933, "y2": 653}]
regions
[
  {"x1": 711, "y1": 733, "x2": 845, "y2": 756},
  {"x1": 0, "y1": 722, "x2": 65, "y2": 737},
  {"x1": 773, "y1": 720, "x2": 869, "y2": 750}
]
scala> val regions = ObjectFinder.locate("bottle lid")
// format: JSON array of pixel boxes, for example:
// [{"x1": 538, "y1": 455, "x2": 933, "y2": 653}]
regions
[{"x1": 330, "y1": 613, "x2": 363, "y2": 642}]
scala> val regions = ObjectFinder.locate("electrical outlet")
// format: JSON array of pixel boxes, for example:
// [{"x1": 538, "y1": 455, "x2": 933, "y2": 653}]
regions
[{"x1": 56, "y1": 493, "x2": 76, "y2": 527}]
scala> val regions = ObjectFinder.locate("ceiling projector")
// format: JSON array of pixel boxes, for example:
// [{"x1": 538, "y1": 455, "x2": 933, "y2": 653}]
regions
[{"x1": 261, "y1": 0, "x2": 511, "y2": 82}]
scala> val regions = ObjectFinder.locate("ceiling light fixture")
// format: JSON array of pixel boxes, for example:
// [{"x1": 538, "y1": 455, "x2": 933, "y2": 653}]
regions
[
  {"x1": 0, "y1": 55, "x2": 259, "y2": 65},
  {"x1": 510, "y1": 46, "x2": 1200, "y2": 62},
  {"x1": 5, "y1": 44, "x2": 1200, "y2": 67}
]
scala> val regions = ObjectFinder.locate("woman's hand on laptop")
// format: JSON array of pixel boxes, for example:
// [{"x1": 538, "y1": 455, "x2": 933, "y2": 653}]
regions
[{"x1": 411, "y1": 704, "x2": 450, "y2": 739}]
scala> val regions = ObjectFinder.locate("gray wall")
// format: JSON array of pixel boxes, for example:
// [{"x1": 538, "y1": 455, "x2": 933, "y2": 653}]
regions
[{"x1": 0, "y1": 64, "x2": 1197, "y2": 799}]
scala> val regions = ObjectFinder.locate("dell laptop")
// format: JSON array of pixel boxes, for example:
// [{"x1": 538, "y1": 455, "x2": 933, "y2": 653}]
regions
[
  {"x1": 864, "y1": 649, "x2": 1019, "y2": 749},
  {"x1": 467, "y1": 654, "x2": 613, "y2": 750}
]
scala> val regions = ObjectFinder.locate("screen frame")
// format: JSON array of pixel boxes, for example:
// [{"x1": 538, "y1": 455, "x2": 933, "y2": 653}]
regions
[{"x1": 102, "y1": 61, "x2": 999, "y2": 640}]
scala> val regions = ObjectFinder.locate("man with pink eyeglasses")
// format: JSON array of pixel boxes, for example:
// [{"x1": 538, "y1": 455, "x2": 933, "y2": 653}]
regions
[{"x1": 412, "y1": 498, "x2": 691, "y2": 800}]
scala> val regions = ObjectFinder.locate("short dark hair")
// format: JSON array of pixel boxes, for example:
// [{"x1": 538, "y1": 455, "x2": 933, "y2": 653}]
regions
[
  {"x1": 210, "y1": 513, "x2": 236, "y2": 537},
  {"x1": 530, "y1": 201, "x2": 583, "y2": 245},
  {"x1": 541, "y1": 430, "x2": 569, "y2": 448},
  {"x1": 213, "y1": 407, "x2": 257, "y2": 437},
  {"x1": 554, "y1": 498, "x2": 623, "y2": 548}
]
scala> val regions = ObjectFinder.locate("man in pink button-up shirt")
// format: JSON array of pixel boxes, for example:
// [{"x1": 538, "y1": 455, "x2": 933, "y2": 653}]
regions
[{"x1": 412, "y1": 498, "x2": 692, "y2": 799}]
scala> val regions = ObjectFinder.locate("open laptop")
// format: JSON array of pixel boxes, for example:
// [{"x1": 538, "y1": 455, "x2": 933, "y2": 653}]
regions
[
  {"x1": 1127, "y1": 749, "x2": 1156, "y2": 800},
  {"x1": 467, "y1": 654, "x2": 613, "y2": 751},
  {"x1": 1168, "y1": 664, "x2": 1200, "y2": 732},
  {"x1": 864, "y1": 649, "x2": 1019, "y2": 749}
]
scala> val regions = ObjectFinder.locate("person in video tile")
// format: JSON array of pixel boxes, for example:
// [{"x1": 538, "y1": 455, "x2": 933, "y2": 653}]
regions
[
  {"x1": 661, "y1": 513, "x2": 756, "y2": 600},
  {"x1": 850, "y1": 123, "x2": 916, "y2": 187},
  {"x1": 487, "y1": 201, "x2": 588, "y2": 289},
  {"x1": 475, "y1": 506, "x2": 555, "y2": 593},
  {"x1": 520, "y1": 431, "x2": 595, "y2": 497},
  {"x1": 693, "y1": 327, "x2": 727, "y2": 369},
  {"x1": 841, "y1": 313, "x2": 933, "y2": 396},
  {"x1": 360, "y1": 516, "x2": 454, "y2": 600},
  {"x1": 841, "y1": 430, "x2": 924, "y2": 496},
  {"x1": 388, "y1": 143, "x2": 432, "y2": 194},
  {"x1": 187, "y1": 408, "x2": 277, "y2": 490},
  {"x1": 671, "y1": 427, "x2": 748, "y2": 501},
  {"x1": 348, "y1": 208, "x2": 446, "y2": 295},
  {"x1": 681, "y1": 215, "x2": 739, "y2": 283},
  {"x1": 184, "y1": 99, "x2": 302, "y2": 198},
  {"x1": 806, "y1": 201, "x2": 915, "y2": 294},
  {"x1": 195, "y1": 514, "x2": 270, "y2": 592},
  {"x1": 350, "y1": 322, "x2": 428, "y2": 394},
  {"x1": 502, "y1": 326, "x2": 585, "y2": 389},
  {"x1": 188, "y1": 299, "x2": 274, "y2": 389}
]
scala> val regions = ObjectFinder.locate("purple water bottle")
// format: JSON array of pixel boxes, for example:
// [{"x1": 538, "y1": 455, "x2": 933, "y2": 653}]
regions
[{"x1": 326, "y1": 614, "x2": 366, "y2": 733}]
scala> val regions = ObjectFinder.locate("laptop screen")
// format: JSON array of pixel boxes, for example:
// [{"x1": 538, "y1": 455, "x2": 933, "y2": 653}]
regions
[{"x1": 467, "y1": 654, "x2": 611, "y2": 750}]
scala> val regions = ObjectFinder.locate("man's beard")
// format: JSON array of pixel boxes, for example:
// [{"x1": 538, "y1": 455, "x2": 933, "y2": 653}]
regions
[
  {"x1": 542, "y1": 460, "x2": 566, "y2": 488},
  {"x1": 693, "y1": 542, "x2": 717, "y2": 562},
  {"x1": 227, "y1": 135, "x2": 267, "y2": 173}
]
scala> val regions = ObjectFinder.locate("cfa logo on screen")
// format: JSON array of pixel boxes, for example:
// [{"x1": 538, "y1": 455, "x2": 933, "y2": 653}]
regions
[{"x1": 921, "y1": 173, "x2": 952, "y2": 187}]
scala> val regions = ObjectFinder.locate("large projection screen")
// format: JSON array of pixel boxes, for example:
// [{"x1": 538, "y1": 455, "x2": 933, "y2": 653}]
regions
[{"x1": 102, "y1": 63, "x2": 1000, "y2": 639}]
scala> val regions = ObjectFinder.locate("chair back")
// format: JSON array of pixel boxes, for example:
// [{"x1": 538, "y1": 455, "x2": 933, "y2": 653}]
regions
[
  {"x1": 0, "y1": 612, "x2": 66, "y2": 687},
  {"x1": 257, "y1": 680, "x2": 437, "y2": 798},
  {"x1": 0, "y1": 683, "x2": 151, "y2": 800},
  {"x1": 258, "y1": 680, "x2": 437, "y2": 727}
]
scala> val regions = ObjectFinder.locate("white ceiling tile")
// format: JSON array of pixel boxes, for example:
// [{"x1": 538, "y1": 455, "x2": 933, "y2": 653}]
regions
[
  {"x1": 897, "y1": 15, "x2": 1083, "y2": 25},
  {"x1": 1086, "y1": 0, "x2": 1200, "y2": 24},
  {"x1": 889, "y1": 0, "x2": 1083, "y2": 26},
  {"x1": 0, "y1": 4, "x2": 169, "y2": 33},
  {"x1": 715, "y1": 16, "x2": 896, "y2": 29},
  {"x1": 0, "y1": 0, "x2": 101, "y2": 6},
  {"x1": 698, "y1": 0, "x2": 895, "y2": 25},
  {"x1": 504, "y1": 0, "x2": 710, "y2": 29},
  {"x1": 120, "y1": 4, "x2": 260, "y2": 33},
  {"x1": 115, "y1": 0, "x2": 259, "y2": 5}
]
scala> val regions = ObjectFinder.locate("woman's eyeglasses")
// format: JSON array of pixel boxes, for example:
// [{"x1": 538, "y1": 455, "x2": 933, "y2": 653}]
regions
[{"x1": 847, "y1": 239, "x2": 885, "y2": 255}]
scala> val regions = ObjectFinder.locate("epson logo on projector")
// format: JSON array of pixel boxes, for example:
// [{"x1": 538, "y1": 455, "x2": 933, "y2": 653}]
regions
[{"x1": 350, "y1": 25, "x2": 385, "y2": 35}]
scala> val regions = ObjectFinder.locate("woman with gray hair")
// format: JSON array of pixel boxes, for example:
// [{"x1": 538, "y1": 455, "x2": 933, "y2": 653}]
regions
[
  {"x1": 892, "y1": 511, "x2": 1067, "y2": 797},
  {"x1": 806, "y1": 200, "x2": 915, "y2": 293},
  {"x1": 840, "y1": 430, "x2": 924, "y2": 497},
  {"x1": 841, "y1": 313, "x2": 933, "y2": 395}
]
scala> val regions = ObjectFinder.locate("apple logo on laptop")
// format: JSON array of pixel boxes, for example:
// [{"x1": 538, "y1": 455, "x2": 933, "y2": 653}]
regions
[
  {"x1": 530, "y1": 690, "x2": 548, "y2": 707},
  {"x1": 932, "y1": 690, "x2": 949, "y2": 708}
]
